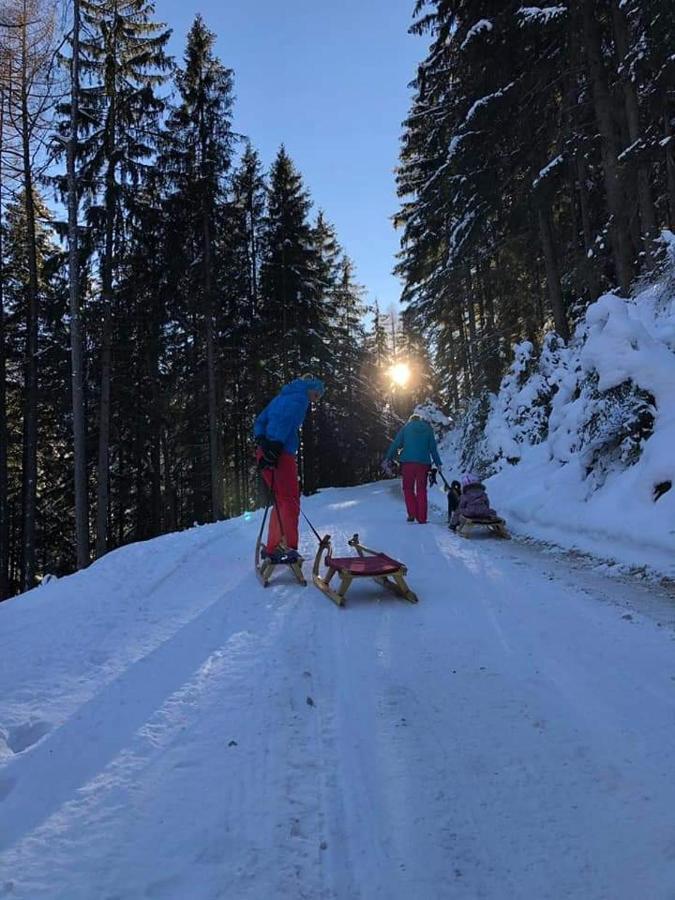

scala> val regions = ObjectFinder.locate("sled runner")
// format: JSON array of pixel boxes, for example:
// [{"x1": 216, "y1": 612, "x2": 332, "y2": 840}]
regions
[
  {"x1": 312, "y1": 533, "x2": 418, "y2": 607},
  {"x1": 254, "y1": 530, "x2": 307, "y2": 587},
  {"x1": 456, "y1": 514, "x2": 510, "y2": 539},
  {"x1": 254, "y1": 487, "x2": 307, "y2": 587}
]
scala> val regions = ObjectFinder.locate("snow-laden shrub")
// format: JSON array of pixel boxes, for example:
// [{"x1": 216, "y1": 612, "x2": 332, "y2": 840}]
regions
[
  {"x1": 413, "y1": 399, "x2": 453, "y2": 438},
  {"x1": 455, "y1": 391, "x2": 494, "y2": 476},
  {"x1": 487, "y1": 333, "x2": 569, "y2": 464},
  {"x1": 575, "y1": 377, "x2": 655, "y2": 490},
  {"x1": 437, "y1": 238, "x2": 675, "y2": 572}
]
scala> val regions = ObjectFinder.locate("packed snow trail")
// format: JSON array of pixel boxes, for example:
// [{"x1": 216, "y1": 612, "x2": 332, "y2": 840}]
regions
[{"x1": 2, "y1": 482, "x2": 675, "y2": 899}]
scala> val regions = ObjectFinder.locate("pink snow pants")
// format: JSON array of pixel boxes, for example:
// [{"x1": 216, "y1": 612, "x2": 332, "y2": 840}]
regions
[
  {"x1": 256, "y1": 450, "x2": 300, "y2": 552},
  {"x1": 401, "y1": 462, "x2": 430, "y2": 524}
]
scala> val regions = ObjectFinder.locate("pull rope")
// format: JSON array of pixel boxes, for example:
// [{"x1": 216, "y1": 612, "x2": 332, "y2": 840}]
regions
[
  {"x1": 437, "y1": 469, "x2": 451, "y2": 490},
  {"x1": 257, "y1": 446, "x2": 325, "y2": 547},
  {"x1": 259, "y1": 466, "x2": 323, "y2": 547},
  {"x1": 296, "y1": 502, "x2": 323, "y2": 545}
]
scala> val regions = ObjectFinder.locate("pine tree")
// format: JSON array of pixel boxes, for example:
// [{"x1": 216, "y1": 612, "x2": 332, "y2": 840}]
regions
[
  {"x1": 397, "y1": 1, "x2": 674, "y2": 412},
  {"x1": 160, "y1": 14, "x2": 234, "y2": 522},
  {"x1": 65, "y1": 0, "x2": 89, "y2": 569},
  {"x1": 1, "y1": 0, "x2": 59, "y2": 589},
  {"x1": 75, "y1": 0, "x2": 170, "y2": 555},
  {"x1": 260, "y1": 146, "x2": 325, "y2": 385},
  {"x1": 2, "y1": 193, "x2": 69, "y2": 583},
  {"x1": 0, "y1": 83, "x2": 9, "y2": 598},
  {"x1": 219, "y1": 144, "x2": 266, "y2": 514}
]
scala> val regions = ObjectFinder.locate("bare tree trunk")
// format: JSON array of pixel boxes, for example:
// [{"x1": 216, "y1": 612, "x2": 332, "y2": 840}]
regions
[
  {"x1": 0, "y1": 87, "x2": 9, "y2": 599},
  {"x1": 665, "y1": 101, "x2": 675, "y2": 227},
  {"x1": 247, "y1": 189, "x2": 258, "y2": 314},
  {"x1": 575, "y1": 155, "x2": 603, "y2": 299},
  {"x1": 149, "y1": 312, "x2": 162, "y2": 536},
  {"x1": 610, "y1": 0, "x2": 658, "y2": 262},
  {"x1": 95, "y1": 159, "x2": 115, "y2": 557},
  {"x1": 459, "y1": 307, "x2": 474, "y2": 396},
  {"x1": 203, "y1": 209, "x2": 223, "y2": 521},
  {"x1": 447, "y1": 329, "x2": 459, "y2": 411},
  {"x1": 281, "y1": 241, "x2": 289, "y2": 382},
  {"x1": 581, "y1": 0, "x2": 635, "y2": 294},
  {"x1": 19, "y1": 12, "x2": 40, "y2": 590},
  {"x1": 67, "y1": 0, "x2": 89, "y2": 568},
  {"x1": 537, "y1": 202, "x2": 570, "y2": 340}
]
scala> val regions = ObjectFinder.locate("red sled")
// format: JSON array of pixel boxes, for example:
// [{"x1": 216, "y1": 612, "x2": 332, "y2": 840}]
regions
[{"x1": 312, "y1": 533, "x2": 418, "y2": 607}]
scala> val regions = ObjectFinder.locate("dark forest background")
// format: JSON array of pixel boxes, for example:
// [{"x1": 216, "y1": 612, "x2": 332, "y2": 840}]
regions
[
  {"x1": 0, "y1": 0, "x2": 434, "y2": 597},
  {"x1": 396, "y1": 2, "x2": 674, "y2": 404},
  {"x1": 1, "y1": 0, "x2": 673, "y2": 598}
]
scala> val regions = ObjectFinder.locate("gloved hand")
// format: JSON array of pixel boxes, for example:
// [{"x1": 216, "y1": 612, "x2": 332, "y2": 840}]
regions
[
  {"x1": 381, "y1": 459, "x2": 395, "y2": 477},
  {"x1": 257, "y1": 437, "x2": 284, "y2": 469}
]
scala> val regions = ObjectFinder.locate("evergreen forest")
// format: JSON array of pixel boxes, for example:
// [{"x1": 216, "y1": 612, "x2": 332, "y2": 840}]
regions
[{"x1": 1, "y1": 0, "x2": 673, "y2": 597}]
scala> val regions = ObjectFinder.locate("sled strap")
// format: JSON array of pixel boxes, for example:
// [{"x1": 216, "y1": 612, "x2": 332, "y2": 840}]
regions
[{"x1": 298, "y1": 505, "x2": 322, "y2": 544}]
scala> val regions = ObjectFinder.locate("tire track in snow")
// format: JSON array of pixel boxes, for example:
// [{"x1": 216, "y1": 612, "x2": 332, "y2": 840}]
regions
[{"x1": 0, "y1": 557, "x2": 250, "y2": 858}]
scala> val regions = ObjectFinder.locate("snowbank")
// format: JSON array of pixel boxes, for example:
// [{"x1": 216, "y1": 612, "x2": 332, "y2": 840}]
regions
[{"x1": 432, "y1": 237, "x2": 675, "y2": 577}]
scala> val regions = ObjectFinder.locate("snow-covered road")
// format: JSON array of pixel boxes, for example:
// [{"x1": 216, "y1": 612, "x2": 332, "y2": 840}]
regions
[{"x1": 2, "y1": 482, "x2": 675, "y2": 899}]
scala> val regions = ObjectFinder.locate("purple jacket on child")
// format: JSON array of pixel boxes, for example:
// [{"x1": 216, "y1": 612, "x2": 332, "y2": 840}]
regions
[{"x1": 459, "y1": 483, "x2": 498, "y2": 520}]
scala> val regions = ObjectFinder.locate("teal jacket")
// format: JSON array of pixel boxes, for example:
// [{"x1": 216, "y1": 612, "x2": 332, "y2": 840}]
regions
[{"x1": 385, "y1": 419, "x2": 442, "y2": 466}]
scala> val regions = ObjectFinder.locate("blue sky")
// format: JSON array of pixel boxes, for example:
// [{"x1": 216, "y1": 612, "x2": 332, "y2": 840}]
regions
[{"x1": 154, "y1": 0, "x2": 424, "y2": 309}]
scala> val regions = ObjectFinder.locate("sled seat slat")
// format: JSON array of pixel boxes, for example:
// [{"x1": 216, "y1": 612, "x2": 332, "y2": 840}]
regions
[
  {"x1": 464, "y1": 516, "x2": 504, "y2": 525},
  {"x1": 327, "y1": 555, "x2": 402, "y2": 577}
]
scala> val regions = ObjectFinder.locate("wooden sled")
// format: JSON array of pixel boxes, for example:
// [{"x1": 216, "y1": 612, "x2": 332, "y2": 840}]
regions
[
  {"x1": 457, "y1": 514, "x2": 510, "y2": 539},
  {"x1": 255, "y1": 531, "x2": 307, "y2": 588},
  {"x1": 312, "y1": 533, "x2": 418, "y2": 607}
]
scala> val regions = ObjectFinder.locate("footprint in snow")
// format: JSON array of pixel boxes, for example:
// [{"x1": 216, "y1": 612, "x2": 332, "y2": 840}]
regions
[
  {"x1": 6, "y1": 720, "x2": 51, "y2": 754},
  {"x1": 0, "y1": 775, "x2": 16, "y2": 802}
]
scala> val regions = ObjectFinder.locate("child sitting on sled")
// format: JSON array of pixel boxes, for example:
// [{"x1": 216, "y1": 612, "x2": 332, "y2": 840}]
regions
[
  {"x1": 447, "y1": 480, "x2": 461, "y2": 530},
  {"x1": 459, "y1": 473, "x2": 499, "y2": 521}
]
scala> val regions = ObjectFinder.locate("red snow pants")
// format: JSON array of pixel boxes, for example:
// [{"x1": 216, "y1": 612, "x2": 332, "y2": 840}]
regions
[
  {"x1": 401, "y1": 462, "x2": 430, "y2": 524},
  {"x1": 257, "y1": 450, "x2": 300, "y2": 552}
]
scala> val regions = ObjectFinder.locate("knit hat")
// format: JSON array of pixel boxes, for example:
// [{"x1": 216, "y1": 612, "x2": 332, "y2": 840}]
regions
[
  {"x1": 461, "y1": 472, "x2": 480, "y2": 488},
  {"x1": 300, "y1": 373, "x2": 325, "y2": 396}
]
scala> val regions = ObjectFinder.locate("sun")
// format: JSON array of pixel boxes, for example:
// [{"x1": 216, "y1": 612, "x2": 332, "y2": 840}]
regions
[{"x1": 389, "y1": 361, "x2": 411, "y2": 387}]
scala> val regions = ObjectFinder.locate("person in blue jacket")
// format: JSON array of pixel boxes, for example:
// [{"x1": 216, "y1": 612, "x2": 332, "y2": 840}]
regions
[
  {"x1": 383, "y1": 414, "x2": 443, "y2": 524},
  {"x1": 254, "y1": 374, "x2": 325, "y2": 562}
]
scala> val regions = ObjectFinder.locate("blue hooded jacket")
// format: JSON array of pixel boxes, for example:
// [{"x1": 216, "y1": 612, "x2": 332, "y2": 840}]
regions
[
  {"x1": 385, "y1": 418, "x2": 442, "y2": 467},
  {"x1": 254, "y1": 377, "x2": 325, "y2": 455}
]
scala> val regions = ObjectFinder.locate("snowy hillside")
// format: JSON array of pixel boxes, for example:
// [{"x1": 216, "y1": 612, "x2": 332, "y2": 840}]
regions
[
  {"x1": 437, "y1": 236, "x2": 675, "y2": 578},
  {"x1": 2, "y1": 481, "x2": 675, "y2": 899}
]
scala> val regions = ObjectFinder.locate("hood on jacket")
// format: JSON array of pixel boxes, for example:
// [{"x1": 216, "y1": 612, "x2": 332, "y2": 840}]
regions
[
  {"x1": 280, "y1": 376, "x2": 325, "y2": 398},
  {"x1": 406, "y1": 419, "x2": 432, "y2": 436},
  {"x1": 461, "y1": 472, "x2": 481, "y2": 488}
]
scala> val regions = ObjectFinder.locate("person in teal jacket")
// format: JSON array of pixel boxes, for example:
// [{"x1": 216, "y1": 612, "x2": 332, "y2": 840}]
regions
[{"x1": 383, "y1": 414, "x2": 443, "y2": 524}]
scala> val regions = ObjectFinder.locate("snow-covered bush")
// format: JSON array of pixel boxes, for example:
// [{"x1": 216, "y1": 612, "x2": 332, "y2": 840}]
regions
[
  {"x1": 488, "y1": 333, "x2": 568, "y2": 463},
  {"x1": 574, "y1": 377, "x2": 655, "y2": 490},
  {"x1": 438, "y1": 240, "x2": 675, "y2": 573},
  {"x1": 454, "y1": 392, "x2": 494, "y2": 476},
  {"x1": 413, "y1": 399, "x2": 453, "y2": 436}
]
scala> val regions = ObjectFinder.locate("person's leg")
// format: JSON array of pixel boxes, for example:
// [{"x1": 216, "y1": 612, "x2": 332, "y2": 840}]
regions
[
  {"x1": 256, "y1": 450, "x2": 282, "y2": 553},
  {"x1": 400, "y1": 463, "x2": 417, "y2": 519},
  {"x1": 414, "y1": 464, "x2": 430, "y2": 523},
  {"x1": 268, "y1": 453, "x2": 300, "y2": 551}
]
